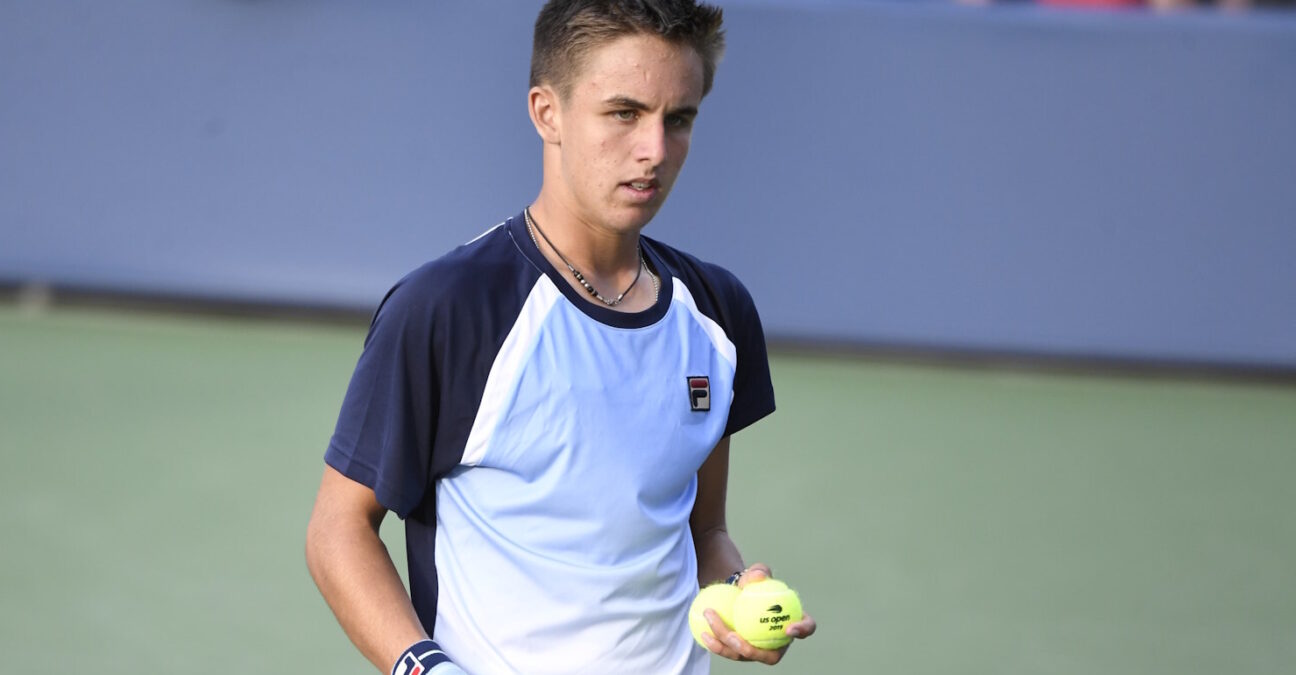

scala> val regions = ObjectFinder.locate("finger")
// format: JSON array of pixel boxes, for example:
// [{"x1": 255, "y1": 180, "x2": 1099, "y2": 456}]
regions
[
  {"x1": 703, "y1": 609, "x2": 766, "y2": 663},
  {"x1": 704, "y1": 608, "x2": 739, "y2": 648},
  {"x1": 700, "y1": 629, "x2": 745, "y2": 660},
  {"x1": 703, "y1": 608, "x2": 731, "y2": 636},
  {"x1": 786, "y1": 611, "x2": 817, "y2": 639},
  {"x1": 738, "y1": 562, "x2": 772, "y2": 588},
  {"x1": 720, "y1": 631, "x2": 784, "y2": 665},
  {"x1": 701, "y1": 609, "x2": 742, "y2": 659},
  {"x1": 698, "y1": 628, "x2": 724, "y2": 655}
]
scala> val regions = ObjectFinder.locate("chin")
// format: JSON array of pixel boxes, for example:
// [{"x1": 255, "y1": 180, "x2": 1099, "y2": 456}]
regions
[{"x1": 612, "y1": 203, "x2": 665, "y2": 231}]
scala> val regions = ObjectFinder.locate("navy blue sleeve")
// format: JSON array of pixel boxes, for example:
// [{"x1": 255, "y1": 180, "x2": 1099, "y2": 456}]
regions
[
  {"x1": 718, "y1": 272, "x2": 775, "y2": 438},
  {"x1": 645, "y1": 239, "x2": 777, "y2": 438},
  {"x1": 325, "y1": 273, "x2": 440, "y2": 519}
]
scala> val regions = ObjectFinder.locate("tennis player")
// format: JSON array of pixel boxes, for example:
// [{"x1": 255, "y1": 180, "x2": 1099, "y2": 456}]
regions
[{"x1": 306, "y1": 1, "x2": 816, "y2": 672}]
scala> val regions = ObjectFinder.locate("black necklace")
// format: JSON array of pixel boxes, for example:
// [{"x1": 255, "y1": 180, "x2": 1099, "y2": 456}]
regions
[{"x1": 525, "y1": 208, "x2": 644, "y2": 307}]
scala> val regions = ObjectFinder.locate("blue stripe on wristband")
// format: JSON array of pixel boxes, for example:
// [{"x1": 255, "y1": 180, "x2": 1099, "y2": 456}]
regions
[{"x1": 391, "y1": 639, "x2": 455, "y2": 675}]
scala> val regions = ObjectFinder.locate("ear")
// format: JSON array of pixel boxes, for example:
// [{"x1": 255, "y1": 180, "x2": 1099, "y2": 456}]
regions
[{"x1": 528, "y1": 85, "x2": 562, "y2": 145}]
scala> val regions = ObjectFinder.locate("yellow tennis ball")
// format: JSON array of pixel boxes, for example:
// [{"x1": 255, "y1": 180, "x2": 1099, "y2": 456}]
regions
[
  {"x1": 732, "y1": 579, "x2": 803, "y2": 650},
  {"x1": 688, "y1": 583, "x2": 741, "y2": 648}
]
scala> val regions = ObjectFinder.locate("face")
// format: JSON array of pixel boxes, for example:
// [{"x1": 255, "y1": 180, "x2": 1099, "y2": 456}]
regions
[{"x1": 540, "y1": 34, "x2": 706, "y2": 235}]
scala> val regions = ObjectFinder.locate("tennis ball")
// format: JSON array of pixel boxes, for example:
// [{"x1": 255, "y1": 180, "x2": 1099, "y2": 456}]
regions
[
  {"x1": 688, "y1": 583, "x2": 741, "y2": 648},
  {"x1": 732, "y1": 578, "x2": 803, "y2": 650}
]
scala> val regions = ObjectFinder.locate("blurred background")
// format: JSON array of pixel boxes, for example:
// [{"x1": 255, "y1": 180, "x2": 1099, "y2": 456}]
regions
[{"x1": 2, "y1": 1, "x2": 1294, "y2": 673}]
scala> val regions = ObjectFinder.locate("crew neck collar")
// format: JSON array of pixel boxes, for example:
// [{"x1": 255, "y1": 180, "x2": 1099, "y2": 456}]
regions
[{"x1": 509, "y1": 212, "x2": 671, "y2": 329}]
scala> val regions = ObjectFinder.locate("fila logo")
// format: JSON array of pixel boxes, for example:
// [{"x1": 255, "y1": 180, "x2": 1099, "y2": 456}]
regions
[
  {"x1": 687, "y1": 376, "x2": 710, "y2": 412},
  {"x1": 393, "y1": 654, "x2": 424, "y2": 675},
  {"x1": 392, "y1": 643, "x2": 450, "y2": 675}
]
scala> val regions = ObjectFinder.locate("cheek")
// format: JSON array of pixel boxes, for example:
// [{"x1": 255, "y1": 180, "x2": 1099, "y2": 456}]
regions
[
  {"x1": 566, "y1": 133, "x2": 609, "y2": 181},
  {"x1": 596, "y1": 137, "x2": 616, "y2": 160},
  {"x1": 590, "y1": 137, "x2": 623, "y2": 178},
  {"x1": 667, "y1": 135, "x2": 692, "y2": 169}
]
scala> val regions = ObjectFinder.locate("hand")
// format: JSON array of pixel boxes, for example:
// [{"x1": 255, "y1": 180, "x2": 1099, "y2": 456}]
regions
[{"x1": 698, "y1": 563, "x2": 818, "y2": 665}]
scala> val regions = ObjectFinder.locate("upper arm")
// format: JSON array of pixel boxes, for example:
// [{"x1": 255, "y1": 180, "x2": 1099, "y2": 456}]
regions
[{"x1": 309, "y1": 464, "x2": 388, "y2": 538}]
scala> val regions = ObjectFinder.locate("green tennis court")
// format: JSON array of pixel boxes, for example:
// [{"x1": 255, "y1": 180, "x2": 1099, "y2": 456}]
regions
[{"x1": 2, "y1": 305, "x2": 1293, "y2": 674}]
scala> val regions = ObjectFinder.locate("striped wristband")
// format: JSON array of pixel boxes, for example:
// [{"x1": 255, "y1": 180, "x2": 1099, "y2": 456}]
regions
[{"x1": 391, "y1": 639, "x2": 464, "y2": 675}]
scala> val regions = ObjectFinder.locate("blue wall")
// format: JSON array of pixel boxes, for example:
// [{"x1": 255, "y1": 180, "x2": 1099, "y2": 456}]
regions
[{"x1": 3, "y1": 1, "x2": 1294, "y2": 368}]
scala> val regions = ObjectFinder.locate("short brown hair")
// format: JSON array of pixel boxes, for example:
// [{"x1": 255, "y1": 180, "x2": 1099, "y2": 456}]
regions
[{"x1": 530, "y1": 0, "x2": 726, "y2": 99}]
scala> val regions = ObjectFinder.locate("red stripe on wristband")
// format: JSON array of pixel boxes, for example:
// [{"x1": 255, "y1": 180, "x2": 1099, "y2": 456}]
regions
[{"x1": 391, "y1": 639, "x2": 452, "y2": 675}]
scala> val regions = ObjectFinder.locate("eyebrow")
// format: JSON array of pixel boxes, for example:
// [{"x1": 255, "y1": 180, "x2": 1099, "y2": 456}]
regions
[{"x1": 603, "y1": 95, "x2": 698, "y2": 118}]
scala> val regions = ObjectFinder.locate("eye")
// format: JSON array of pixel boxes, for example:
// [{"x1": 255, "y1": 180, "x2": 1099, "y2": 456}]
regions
[
  {"x1": 612, "y1": 110, "x2": 637, "y2": 122},
  {"x1": 666, "y1": 114, "x2": 693, "y2": 130}
]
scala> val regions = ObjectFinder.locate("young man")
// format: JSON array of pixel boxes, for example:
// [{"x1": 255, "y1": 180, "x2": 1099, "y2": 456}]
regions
[{"x1": 305, "y1": 2, "x2": 815, "y2": 673}]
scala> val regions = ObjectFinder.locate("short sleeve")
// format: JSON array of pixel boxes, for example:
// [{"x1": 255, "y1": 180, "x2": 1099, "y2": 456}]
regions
[
  {"x1": 722, "y1": 277, "x2": 775, "y2": 438},
  {"x1": 324, "y1": 278, "x2": 440, "y2": 519}
]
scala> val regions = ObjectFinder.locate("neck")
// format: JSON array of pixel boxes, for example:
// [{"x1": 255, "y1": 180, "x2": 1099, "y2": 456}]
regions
[
  {"x1": 525, "y1": 202, "x2": 657, "y2": 311},
  {"x1": 528, "y1": 193, "x2": 643, "y2": 273}
]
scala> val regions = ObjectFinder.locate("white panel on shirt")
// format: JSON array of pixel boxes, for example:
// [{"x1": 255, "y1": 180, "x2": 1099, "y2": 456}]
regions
[{"x1": 434, "y1": 276, "x2": 737, "y2": 674}]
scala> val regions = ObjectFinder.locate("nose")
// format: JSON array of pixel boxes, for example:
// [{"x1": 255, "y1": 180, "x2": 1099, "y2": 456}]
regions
[{"x1": 635, "y1": 119, "x2": 668, "y2": 167}]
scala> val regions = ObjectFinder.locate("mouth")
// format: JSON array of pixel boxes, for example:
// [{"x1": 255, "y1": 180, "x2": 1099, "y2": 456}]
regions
[{"x1": 621, "y1": 178, "x2": 660, "y2": 200}]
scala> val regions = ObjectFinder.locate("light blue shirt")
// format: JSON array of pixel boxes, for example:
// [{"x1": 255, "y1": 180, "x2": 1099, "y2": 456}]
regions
[{"x1": 327, "y1": 212, "x2": 775, "y2": 673}]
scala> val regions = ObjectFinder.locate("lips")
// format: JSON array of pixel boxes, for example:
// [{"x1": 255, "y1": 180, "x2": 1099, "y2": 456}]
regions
[{"x1": 621, "y1": 178, "x2": 660, "y2": 201}]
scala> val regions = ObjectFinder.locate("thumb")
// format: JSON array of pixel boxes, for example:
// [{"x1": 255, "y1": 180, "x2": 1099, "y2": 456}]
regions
[{"x1": 738, "y1": 562, "x2": 773, "y2": 588}]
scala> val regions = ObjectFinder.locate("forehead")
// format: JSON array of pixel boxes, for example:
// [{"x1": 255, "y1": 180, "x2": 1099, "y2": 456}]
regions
[{"x1": 567, "y1": 34, "x2": 704, "y2": 107}]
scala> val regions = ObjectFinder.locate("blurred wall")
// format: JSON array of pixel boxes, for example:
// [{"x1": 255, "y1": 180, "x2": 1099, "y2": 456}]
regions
[{"x1": 2, "y1": 1, "x2": 1294, "y2": 368}]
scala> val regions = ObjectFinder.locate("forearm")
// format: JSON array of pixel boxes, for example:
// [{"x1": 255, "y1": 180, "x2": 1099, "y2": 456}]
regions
[
  {"x1": 693, "y1": 525, "x2": 745, "y2": 586},
  {"x1": 691, "y1": 436, "x2": 745, "y2": 586},
  {"x1": 306, "y1": 506, "x2": 426, "y2": 672}
]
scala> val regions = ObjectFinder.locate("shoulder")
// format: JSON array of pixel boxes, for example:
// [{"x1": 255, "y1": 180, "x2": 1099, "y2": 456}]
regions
[
  {"x1": 398, "y1": 221, "x2": 525, "y2": 296},
  {"x1": 370, "y1": 219, "x2": 539, "y2": 333},
  {"x1": 646, "y1": 237, "x2": 759, "y2": 321},
  {"x1": 649, "y1": 237, "x2": 776, "y2": 434},
  {"x1": 385, "y1": 220, "x2": 535, "y2": 309}
]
